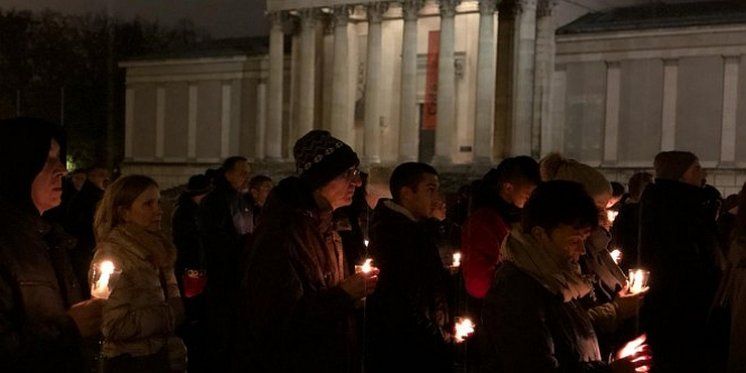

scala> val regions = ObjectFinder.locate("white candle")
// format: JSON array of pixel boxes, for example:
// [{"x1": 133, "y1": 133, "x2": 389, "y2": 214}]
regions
[
  {"x1": 454, "y1": 317, "x2": 475, "y2": 343},
  {"x1": 607, "y1": 210, "x2": 619, "y2": 224},
  {"x1": 452, "y1": 252, "x2": 462, "y2": 268},
  {"x1": 610, "y1": 249, "x2": 622, "y2": 265},
  {"x1": 628, "y1": 269, "x2": 650, "y2": 294},
  {"x1": 356, "y1": 258, "x2": 373, "y2": 274},
  {"x1": 91, "y1": 260, "x2": 116, "y2": 299}
]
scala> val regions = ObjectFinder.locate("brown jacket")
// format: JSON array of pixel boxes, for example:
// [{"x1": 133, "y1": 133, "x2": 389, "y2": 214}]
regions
[{"x1": 92, "y1": 223, "x2": 185, "y2": 370}]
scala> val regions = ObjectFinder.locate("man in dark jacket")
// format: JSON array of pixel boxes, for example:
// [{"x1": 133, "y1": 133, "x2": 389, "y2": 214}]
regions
[
  {"x1": 639, "y1": 151, "x2": 720, "y2": 373},
  {"x1": 172, "y1": 174, "x2": 211, "y2": 372},
  {"x1": 482, "y1": 180, "x2": 647, "y2": 373},
  {"x1": 236, "y1": 130, "x2": 378, "y2": 372},
  {"x1": 198, "y1": 155, "x2": 251, "y2": 369},
  {"x1": 366, "y1": 162, "x2": 454, "y2": 372},
  {"x1": 0, "y1": 117, "x2": 103, "y2": 371}
]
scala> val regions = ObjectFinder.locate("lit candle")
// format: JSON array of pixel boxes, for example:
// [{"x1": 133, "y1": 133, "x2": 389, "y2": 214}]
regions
[
  {"x1": 610, "y1": 249, "x2": 622, "y2": 265},
  {"x1": 454, "y1": 317, "x2": 475, "y2": 343},
  {"x1": 91, "y1": 260, "x2": 118, "y2": 299},
  {"x1": 364, "y1": 239, "x2": 369, "y2": 248},
  {"x1": 452, "y1": 252, "x2": 462, "y2": 268},
  {"x1": 628, "y1": 269, "x2": 650, "y2": 294},
  {"x1": 617, "y1": 334, "x2": 647, "y2": 359},
  {"x1": 607, "y1": 210, "x2": 619, "y2": 224},
  {"x1": 355, "y1": 258, "x2": 373, "y2": 274}
]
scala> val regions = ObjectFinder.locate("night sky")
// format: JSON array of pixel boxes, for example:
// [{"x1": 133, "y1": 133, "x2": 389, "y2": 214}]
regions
[{"x1": 0, "y1": 0, "x2": 269, "y2": 38}]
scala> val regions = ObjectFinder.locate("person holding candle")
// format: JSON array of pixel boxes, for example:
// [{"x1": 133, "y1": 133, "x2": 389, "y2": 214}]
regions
[
  {"x1": 481, "y1": 180, "x2": 649, "y2": 373},
  {"x1": 540, "y1": 154, "x2": 641, "y2": 357},
  {"x1": 638, "y1": 151, "x2": 720, "y2": 372},
  {"x1": 236, "y1": 130, "x2": 378, "y2": 372},
  {"x1": 0, "y1": 117, "x2": 104, "y2": 371},
  {"x1": 92, "y1": 175, "x2": 186, "y2": 372},
  {"x1": 366, "y1": 162, "x2": 454, "y2": 372},
  {"x1": 461, "y1": 156, "x2": 540, "y2": 301}
]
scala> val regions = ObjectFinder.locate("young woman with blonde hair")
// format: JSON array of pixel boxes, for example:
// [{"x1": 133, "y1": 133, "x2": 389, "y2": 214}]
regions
[{"x1": 91, "y1": 175, "x2": 186, "y2": 372}]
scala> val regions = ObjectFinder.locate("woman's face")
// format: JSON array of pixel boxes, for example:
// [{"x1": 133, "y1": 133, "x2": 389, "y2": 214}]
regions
[
  {"x1": 123, "y1": 185, "x2": 162, "y2": 231},
  {"x1": 31, "y1": 139, "x2": 67, "y2": 214}
]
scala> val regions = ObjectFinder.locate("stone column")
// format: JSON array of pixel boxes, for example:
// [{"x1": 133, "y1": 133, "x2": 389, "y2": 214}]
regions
[
  {"x1": 398, "y1": 0, "x2": 423, "y2": 162},
  {"x1": 266, "y1": 11, "x2": 286, "y2": 161},
  {"x1": 660, "y1": 59, "x2": 678, "y2": 151},
  {"x1": 363, "y1": 2, "x2": 388, "y2": 164},
  {"x1": 433, "y1": 0, "x2": 461, "y2": 165},
  {"x1": 256, "y1": 78, "x2": 267, "y2": 160},
  {"x1": 125, "y1": 88, "x2": 134, "y2": 159},
  {"x1": 603, "y1": 61, "x2": 621, "y2": 165},
  {"x1": 495, "y1": 0, "x2": 537, "y2": 158},
  {"x1": 330, "y1": 6, "x2": 351, "y2": 144},
  {"x1": 155, "y1": 86, "x2": 165, "y2": 159},
  {"x1": 187, "y1": 84, "x2": 198, "y2": 159},
  {"x1": 721, "y1": 55, "x2": 740, "y2": 166},
  {"x1": 473, "y1": 0, "x2": 497, "y2": 166},
  {"x1": 220, "y1": 82, "x2": 232, "y2": 159},
  {"x1": 298, "y1": 8, "x2": 319, "y2": 138},
  {"x1": 534, "y1": 0, "x2": 557, "y2": 156}
]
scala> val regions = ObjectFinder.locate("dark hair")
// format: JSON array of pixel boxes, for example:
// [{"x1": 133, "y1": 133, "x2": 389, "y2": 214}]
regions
[
  {"x1": 628, "y1": 172, "x2": 653, "y2": 201},
  {"x1": 474, "y1": 156, "x2": 540, "y2": 210},
  {"x1": 611, "y1": 182, "x2": 625, "y2": 197},
  {"x1": 222, "y1": 156, "x2": 248, "y2": 172},
  {"x1": 249, "y1": 175, "x2": 273, "y2": 190},
  {"x1": 0, "y1": 117, "x2": 65, "y2": 212},
  {"x1": 521, "y1": 180, "x2": 598, "y2": 233},
  {"x1": 389, "y1": 162, "x2": 438, "y2": 202}
]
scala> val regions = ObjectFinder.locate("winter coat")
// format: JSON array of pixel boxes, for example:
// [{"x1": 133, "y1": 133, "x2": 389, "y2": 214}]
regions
[
  {"x1": 461, "y1": 198, "x2": 520, "y2": 300},
  {"x1": 366, "y1": 200, "x2": 453, "y2": 372},
  {"x1": 482, "y1": 228, "x2": 609, "y2": 372},
  {"x1": 610, "y1": 201, "x2": 642, "y2": 271},
  {"x1": 717, "y1": 232, "x2": 746, "y2": 372},
  {"x1": 0, "y1": 203, "x2": 85, "y2": 372},
  {"x1": 172, "y1": 193, "x2": 205, "y2": 275},
  {"x1": 236, "y1": 176, "x2": 355, "y2": 372},
  {"x1": 638, "y1": 179, "x2": 721, "y2": 372},
  {"x1": 93, "y1": 223, "x2": 186, "y2": 371}
]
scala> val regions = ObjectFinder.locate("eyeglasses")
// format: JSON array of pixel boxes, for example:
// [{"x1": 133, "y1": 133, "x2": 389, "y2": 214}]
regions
[{"x1": 342, "y1": 167, "x2": 361, "y2": 181}]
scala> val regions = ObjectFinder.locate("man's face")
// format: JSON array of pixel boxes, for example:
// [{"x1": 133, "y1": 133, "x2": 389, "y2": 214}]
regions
[
  {"x1": 88, "y1": 167, "x2": 110, "y2": 190},
  {"x1": 404, "y1": 173, "x2": 439, "y2": 220},
  {"x1": 535, "y1": 224, "x2": 592, "y2": 263},
  {"x1": 318, "y1": 167, "x2": 362, "y2": 210},
  {"x1": 503, "y1": 180, "x2": 536, "y2": 208},
  {"x1": 681, "y1": 160, "x2": 706, "y2": 187},
  {"x1": 225, "y1": 160, "x2": 250, "y2": 191},
  {"x1": 31, "y1": 139, "x2": 67, "y2": 214},
  {"x1": 250, "y1": 181, "x2": 274, "y2": 207},
  {"x1": 71, "y1": 172, "x2": 87, "y2": 191}
]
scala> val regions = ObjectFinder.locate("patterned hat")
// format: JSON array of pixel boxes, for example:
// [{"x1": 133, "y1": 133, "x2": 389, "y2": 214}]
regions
[{"x1": 293, "y1": 130, "x2": 359, "y2": 189}]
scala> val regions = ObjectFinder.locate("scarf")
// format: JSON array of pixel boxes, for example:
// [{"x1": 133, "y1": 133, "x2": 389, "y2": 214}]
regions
[
  {"x1": 107, "y1": 223, "x2": 177, "y2": 268},
  {"x1": 502, "y1": 228, "x2": 593, "y2": 302}
]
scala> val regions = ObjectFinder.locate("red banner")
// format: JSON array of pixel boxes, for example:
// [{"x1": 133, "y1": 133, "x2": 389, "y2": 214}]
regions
[{"x1": 422, "y1": 31, "x2": 440, "y2": 130}]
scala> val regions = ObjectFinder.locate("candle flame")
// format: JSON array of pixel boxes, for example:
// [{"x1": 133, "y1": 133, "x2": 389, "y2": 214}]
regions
[
  {"x1": 628, "y1": 269, "x2": 649, "y2": 294},
  {"x1": 618, "y1": 334, "x2": 647, "y2": 359},
  {"x1": 91, "y1": 260, "x2": 116, "y2": 299},
  {"x1": 607, "y1": 210, "x2": 619, "y2": 224},
  {"x1": 452, "y1": 252, "x2": 462, "y2": 268},
  {"x1": 610, "y1": 249, "x2": 622, "y2": 265},
  {"x1": 359, "y1": 258, "x2": 373, "y2": 274},
  {"x1": 364, "y1": 239, "x2": 369, "y2": 248},
  {"x1": 454, "y1": 317, "x2": 475, "y2": 343}
]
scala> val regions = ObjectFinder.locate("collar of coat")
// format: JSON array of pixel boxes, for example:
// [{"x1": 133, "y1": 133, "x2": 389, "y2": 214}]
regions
[
  {"x1": 502, "y1": 228, "x2": 593, "y2": 302},
  {"x1": 382, "y1": 199, "x2": 418, "y2": 222},
  {"x1": 102, "y1": 223, "x2": 177, "y2": 269}
]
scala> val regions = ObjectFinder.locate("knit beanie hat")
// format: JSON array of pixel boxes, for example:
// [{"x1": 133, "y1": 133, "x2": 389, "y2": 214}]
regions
[
  {"x1": 293, "y1": 130, "x2": 360, "y2": 190},
  {"x1": 540, "y1": 153, "x2": 611, "y2": 198},
  {"x1": 654, "y1": 151, "x2": 697, "y2": 181}
]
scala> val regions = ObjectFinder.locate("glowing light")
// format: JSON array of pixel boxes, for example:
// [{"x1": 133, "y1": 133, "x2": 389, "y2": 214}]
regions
[
  {"x1": 607, "y1": 210, "x2": 619, "y2": 224},
  {"x1": 356, "y1": 258, "x2": 373, "y2": 274},
  {"x1": 452, "y1": 252, "x2": 462, "y2": 268},
  {"x1": 91, "y1": 260, "x2": 119, "y2": 299},
  {"x1": 628, "y1": 269, "x2": 650, "y2": 294},
  {"x1": 610, "y1": 249, "x2": 622, "y2": 265},
  {"x1": 454, "y1": 317, "x2": 475, "y2": 343}
]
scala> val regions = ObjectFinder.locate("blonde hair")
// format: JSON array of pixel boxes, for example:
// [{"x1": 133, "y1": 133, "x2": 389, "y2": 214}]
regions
[
  {"x1": 94, "y1": 175, "x2": 159, "y2": 242},
  {"x1": 540, "y1": 153, "x2": 611, "y2": 198}
]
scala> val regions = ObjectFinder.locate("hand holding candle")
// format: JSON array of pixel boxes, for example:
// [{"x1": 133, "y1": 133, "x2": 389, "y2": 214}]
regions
[
  {"x1": 343, "y1": 258, "x2": 379, "y2": 300},
  {"x1": 90, "y1": 260, "x2": 122, "y2": 299},
  {"x1": 454, "y1": 317, "x2": 475, "y2": 343}
]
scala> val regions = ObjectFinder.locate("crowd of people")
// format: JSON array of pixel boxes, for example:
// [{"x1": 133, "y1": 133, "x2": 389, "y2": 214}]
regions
[{"x1": 0, "y1": 116, "x2": 744, "y2": 373}]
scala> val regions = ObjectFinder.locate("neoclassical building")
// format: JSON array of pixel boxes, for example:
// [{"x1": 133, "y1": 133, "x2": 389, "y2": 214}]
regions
[{"x1": 121, "y1": 1, "x2": 746, "y2": 196}]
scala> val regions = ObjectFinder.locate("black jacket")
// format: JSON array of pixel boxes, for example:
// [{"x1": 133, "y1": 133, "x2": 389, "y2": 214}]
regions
[
  {"x1": 63, "y1": 180, "x2": 103, "y2": 298},
  {"x1": 638, "y1": 179, "x2": 721, "y2": 372},
  {"x1": 366, "y1": 200, "x2": 453, "y2": 372},
  {"x1": 482, "y1": 262, "x2": 608, "y2": 373},
  {"x1": 236, "y1": 177, "x2": 355, "y2": 372},
  {"x1": 0, "y1": 204, "x2": 85, "y2": 372},
  {"x1": 172, "y1": 193, "x2": 205, "y2": 275}
]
